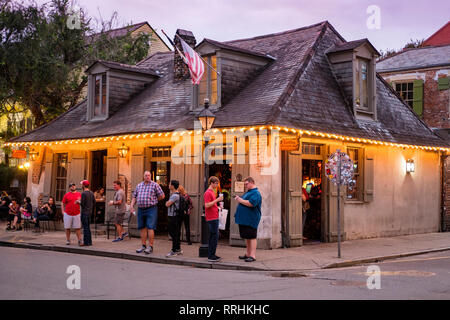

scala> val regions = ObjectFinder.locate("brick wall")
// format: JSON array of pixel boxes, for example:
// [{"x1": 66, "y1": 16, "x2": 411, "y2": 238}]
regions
[
  {"x1": 31, "y1": 147, "x2": 45, "y2": 185},
  {"x1": 380, "y1": 69, "x2": 450, "y2": 129},
  {"x1": 173, "y1": 30, "x2": 196, "y2": 81},
  {"x1": 423, "y1": 70, "x2": 450, "y2": 129}
]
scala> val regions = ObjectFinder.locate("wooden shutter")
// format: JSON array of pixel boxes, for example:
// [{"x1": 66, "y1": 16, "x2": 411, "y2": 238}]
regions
[
  {"x1": 413, "y1": 79, "x2": 424, "y2": 117},
  {"x1": 364, "y1": 148, "x2": 374, "y2": 202},
  {"x1": 43, "y1": 148, "x2": 54, "y2": 199},
  {"x1": 324, "y1": 144, "x2": 345, "y2": 243},
  {"x1": 105, "y1": 150, "x2": 119, "y2": 222},
  {"x1": 287, "y1": 151, "x2": 303, "y2": 247},
  {"x1": 438, "y1": 77, "x2": 449, "y2": 91},
  {"x1": 183, "y1": 161, "x2": 202, "y2": 242},
  {"x1": 68, "y1": 151, "x2": 86, "y2": 191},
  {"x1": 128, "y1": 150, "x2": 144, "y2": 229}
]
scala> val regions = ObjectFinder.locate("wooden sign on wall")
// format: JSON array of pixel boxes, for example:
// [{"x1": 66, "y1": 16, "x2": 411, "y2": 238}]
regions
[
  {"x1": 12, "y1": 150, "x2": 27, "y2": 159},
  {"x1": 280, "y1": 138, "x2": 299, "y2": 151}
]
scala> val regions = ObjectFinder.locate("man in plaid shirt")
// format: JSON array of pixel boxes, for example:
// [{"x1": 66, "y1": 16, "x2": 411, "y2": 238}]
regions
[{"x1": 130, "y1": 171, "x2": 165, "y2": 254}]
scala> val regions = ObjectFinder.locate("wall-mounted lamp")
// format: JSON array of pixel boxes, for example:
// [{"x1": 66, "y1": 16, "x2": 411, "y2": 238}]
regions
[
  {"x1": 406, "y1": 159, "x2": 415, "y2": 173},
  {"x1": 117, "y1": 143, "x2": 129, "y2": 158},
  {"x1": 29, "y1": 149, "x2": 39, "y2": 161}
]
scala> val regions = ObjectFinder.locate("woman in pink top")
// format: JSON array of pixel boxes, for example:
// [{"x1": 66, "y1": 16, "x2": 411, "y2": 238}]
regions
[{"x1": 204, "y1": 176, "x2": 223, "y2": 262}]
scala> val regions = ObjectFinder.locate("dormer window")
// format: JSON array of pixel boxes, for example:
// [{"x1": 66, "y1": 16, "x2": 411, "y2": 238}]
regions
[
  {"x1": 198, "y1": 55, "x2": 218, "y2": 107},
  {"x1": 87, "y1": 72, "x2": 109, "y2": 121},
  {"x1": 327, "y1": 38, "x2": 380, "y2": 121},
  {"x1": 94, "y1": 74, "x2": 108, "y2": 117}
]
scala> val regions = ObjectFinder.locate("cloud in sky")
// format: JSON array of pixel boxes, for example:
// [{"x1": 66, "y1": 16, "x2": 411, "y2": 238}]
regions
[{"x1": 37, "y1": 0, "x2": 449, "y2": 52}]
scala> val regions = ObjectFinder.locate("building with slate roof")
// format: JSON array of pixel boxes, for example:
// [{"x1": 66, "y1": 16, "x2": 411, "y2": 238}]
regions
[{"x1": 9, "y1": 21, "x2": 450, "y2": 248}]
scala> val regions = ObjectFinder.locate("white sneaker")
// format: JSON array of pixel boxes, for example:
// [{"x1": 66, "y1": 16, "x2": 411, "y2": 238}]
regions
[
  {"x1": 144, "y1": 246, "x2": 153, "y2": 254},
  {"x1": 166, "y1": 251, "x2": 178, "y2": 258}
]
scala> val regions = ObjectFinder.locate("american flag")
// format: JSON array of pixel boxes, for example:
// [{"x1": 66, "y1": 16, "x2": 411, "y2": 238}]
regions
[{"x1": 177, "y1": 36, "x2": 205, "y2": 85}]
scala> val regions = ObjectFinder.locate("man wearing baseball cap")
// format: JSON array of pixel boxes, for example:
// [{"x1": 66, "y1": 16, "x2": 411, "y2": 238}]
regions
[
  {"x1": 79, "y1": 180, "x2": 95, "y2": 246},
  {"x1": 61, "y1": 182, "x2": 82, "y2": 245}
]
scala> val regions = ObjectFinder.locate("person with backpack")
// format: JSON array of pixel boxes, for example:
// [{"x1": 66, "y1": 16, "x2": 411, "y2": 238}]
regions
[
  {"x1": 165, "y1": 180, "x2": 183, "y2": 257},
  {"x1": 178, "y1": 185, "x2": 193, "y2": 245}
]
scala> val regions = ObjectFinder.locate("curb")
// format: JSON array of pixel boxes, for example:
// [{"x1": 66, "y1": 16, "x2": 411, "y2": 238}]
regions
[
  {"x1": 322, "y1": 247, "x2": 450, "y2": 269},
  {"x1": 0, "y1": 241, "x2": 267, "y2": 272}
]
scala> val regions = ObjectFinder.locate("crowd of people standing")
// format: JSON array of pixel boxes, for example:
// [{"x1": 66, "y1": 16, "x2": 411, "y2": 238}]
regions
[{"x1": 1, "y1": 170, "x2": 263, "y2": 263}]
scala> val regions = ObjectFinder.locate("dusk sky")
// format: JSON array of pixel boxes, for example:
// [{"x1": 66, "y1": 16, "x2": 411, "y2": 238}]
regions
[{"x1": 43, "y1": 0, "x2": 449, "y2": 53}]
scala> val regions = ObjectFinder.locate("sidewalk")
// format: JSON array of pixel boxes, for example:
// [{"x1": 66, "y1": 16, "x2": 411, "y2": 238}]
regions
[{"x1": 1, "y1": 222, "x2": 449, "y2": 271}]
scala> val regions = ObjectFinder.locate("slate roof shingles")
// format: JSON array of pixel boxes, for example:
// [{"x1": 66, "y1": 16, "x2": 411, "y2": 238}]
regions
[{"x1": 12, "y1": 21, "x2": 448, "y2": 148}]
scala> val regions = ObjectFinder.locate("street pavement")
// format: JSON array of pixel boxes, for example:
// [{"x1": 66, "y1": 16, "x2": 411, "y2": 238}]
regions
[
  {"x1": 1, "y1": 221, "x2": 450, "y2": 271},
  {"x1": 1, "y1": 247, "x2": 449, "y2": 300}
]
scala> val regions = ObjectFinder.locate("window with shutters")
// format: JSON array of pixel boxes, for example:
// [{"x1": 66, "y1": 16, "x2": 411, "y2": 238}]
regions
[
  {"x1": 54, "y1": 153, "x2": 68, "y2": 202},
  {"x1": 346, "y1": 147, "x2": 363, "y2": 201},
  {"x1": 394, "y1": 82, "x2": 414, "y2": 108}
]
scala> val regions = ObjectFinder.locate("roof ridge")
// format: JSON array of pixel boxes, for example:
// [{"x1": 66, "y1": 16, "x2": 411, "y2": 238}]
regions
[
  {"x1": 91, "y1": 21, "x2": 147, "y2": 36},
  {"x1": 224, "y1": 21, "x2": 327, "y2": 44}
]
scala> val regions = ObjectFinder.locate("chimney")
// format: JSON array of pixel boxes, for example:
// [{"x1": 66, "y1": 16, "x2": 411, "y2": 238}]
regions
[{"x1": 174, "y1": 29, "x2": 196, "y2": 81}]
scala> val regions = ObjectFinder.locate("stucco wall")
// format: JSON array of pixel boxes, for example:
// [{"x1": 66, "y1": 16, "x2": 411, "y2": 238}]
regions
[
  {"x1": 344, "y1": 146, "x2": 441, "y2": 239},
  {"x1": 249, "y1": 154, "x2": 282, "y2": 248}
]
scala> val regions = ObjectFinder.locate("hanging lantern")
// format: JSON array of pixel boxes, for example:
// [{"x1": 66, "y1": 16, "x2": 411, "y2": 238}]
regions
[{"x1": 117, "y1": 143, "x2": 129, "y2": 158}]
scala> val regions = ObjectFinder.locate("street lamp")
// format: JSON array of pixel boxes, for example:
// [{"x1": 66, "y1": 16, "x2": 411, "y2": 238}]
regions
[{"x1": 197, "y1": 98, "x2": 216, "y2": 257}]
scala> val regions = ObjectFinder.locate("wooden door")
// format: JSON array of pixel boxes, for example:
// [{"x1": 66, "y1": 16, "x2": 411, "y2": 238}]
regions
[{"x1": 286, "y1": 151, "x2": 303, "y2": 247}]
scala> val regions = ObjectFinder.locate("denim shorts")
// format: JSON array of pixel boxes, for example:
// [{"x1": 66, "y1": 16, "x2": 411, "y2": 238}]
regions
[{"x1": 137, "y1": 206, "x2": 158, "y2": 230}]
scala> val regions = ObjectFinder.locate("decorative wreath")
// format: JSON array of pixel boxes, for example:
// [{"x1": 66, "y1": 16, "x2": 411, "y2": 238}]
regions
[{"x1": 325, "y1": 151, "x2": 355, "y2": 185}]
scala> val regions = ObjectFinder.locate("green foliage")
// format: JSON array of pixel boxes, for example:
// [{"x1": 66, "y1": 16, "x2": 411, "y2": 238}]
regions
[
  {"x1": 0, "y1": 0, "x2": 151, "y2": 127},
  {"x1": 0, "y1": 163, "x2": 27, "y2": 190},
  {"x1": 378, "y1": 38, "x2": 425, "y2": 61}
]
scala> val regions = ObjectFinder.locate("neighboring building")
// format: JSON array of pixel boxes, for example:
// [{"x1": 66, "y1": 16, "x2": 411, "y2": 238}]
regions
[
  {"x1": 377, "y1": 25, "x2": 450, "y2": 231},
  {"x1": 89, "y1": 21, "x2": 171, "y2": 56},
  {"x1": 423, "y1": 21, "x2": 450, "y2": 47},
  {"x1": 8, "y1": 21, "x2": 449, "y2": 248}
]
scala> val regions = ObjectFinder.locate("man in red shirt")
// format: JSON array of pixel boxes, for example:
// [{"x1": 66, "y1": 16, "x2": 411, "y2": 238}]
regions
[
  {"x1": 204, "y1": 176, "x2": 223, "y2": 262},
  {"x1": 62, "y1": 182, "x2": 82, "y2": 245}
]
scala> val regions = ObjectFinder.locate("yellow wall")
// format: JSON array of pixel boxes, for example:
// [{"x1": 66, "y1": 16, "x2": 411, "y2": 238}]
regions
[
  {"x1": 133, "y1": 24, "x2": 171, "y2": 55},
  {"x1": 344, "y1": 145, "x2": 441, "y2": 239}
]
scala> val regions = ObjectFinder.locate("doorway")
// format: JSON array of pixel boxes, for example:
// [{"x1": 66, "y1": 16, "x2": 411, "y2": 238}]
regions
[
  {"x1": 91, "y1": 150, "x2": 107, "y2": 223},
  {"x1": 150, "y1": 160, "x2": 171, "y2": 233},
  {"x1": 302, "y1": 159, "x2": 322, "y2": 243},
  {"x1": 208, "y1": 163, "x2": 232, "y2": 242}
]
